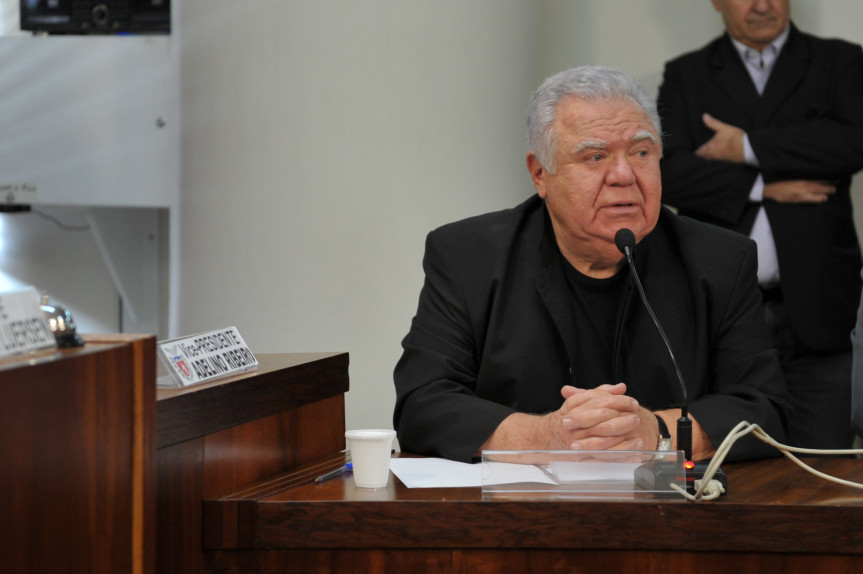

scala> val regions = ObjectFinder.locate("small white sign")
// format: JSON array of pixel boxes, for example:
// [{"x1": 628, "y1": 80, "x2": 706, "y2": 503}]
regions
[
  {"x1": 0, "y1": 183, "x2": 38, "y2": 206},
  {"x1": 157, "y1": 326, "x2": 258, "y2": 388},
  {"x1": 0, "y1": 287, "x2": 57, "y2": 358}
]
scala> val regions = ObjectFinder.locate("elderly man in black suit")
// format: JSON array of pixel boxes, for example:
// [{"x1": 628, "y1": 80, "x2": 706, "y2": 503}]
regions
[
  {"x1": 658, "y1": 0, "x2": 863, "y2": 449},
  {"x1": 393, "y1": 65, "x2": 788, "y2": 464}
]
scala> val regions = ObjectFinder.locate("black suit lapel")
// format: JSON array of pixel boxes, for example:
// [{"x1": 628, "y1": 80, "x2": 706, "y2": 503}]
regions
[
  {"x1": 531, "y1": 213, "x2": 581, "y2": 386},
  {"x1": 757, "y1": 24, "x2": 808, "y2": 127},
  {"x1": 710, "y1": 34, "x2": 761, "y2": 122},
  {"x1": 532, "y1": 253, "x2": 579, "y2": 386}
]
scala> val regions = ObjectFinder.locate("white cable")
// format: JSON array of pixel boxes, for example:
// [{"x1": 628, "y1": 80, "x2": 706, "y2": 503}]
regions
[{"x1": 670, "y1": 421, "x2": 863, "y2": 502}]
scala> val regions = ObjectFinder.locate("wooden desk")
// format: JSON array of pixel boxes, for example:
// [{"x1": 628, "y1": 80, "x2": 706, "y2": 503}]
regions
[
  {"x1": 156, "y1": 352, "x2": 350, "y2": 574},
  {"x1": 0, "y1": 339, "x2": 350, "y2": 574},
  {"x1": 11, "y1": 340, "x2": 860, "y2": 573},
  {"x1": 0, "y1": 334, "x2": 156, "y2": 574},
  {"x1": 202, "y1": 453, "x2": 863, "y2": 573}
]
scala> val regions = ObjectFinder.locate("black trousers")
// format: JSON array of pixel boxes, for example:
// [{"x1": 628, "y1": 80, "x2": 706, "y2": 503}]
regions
[{"x1": 761, "y1": 288, "x2": 853, "y2": 450}]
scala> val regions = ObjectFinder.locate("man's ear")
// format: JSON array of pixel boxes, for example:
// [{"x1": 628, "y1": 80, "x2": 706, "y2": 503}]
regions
[{"x1": 526, "y1": 153, "x2": 548, "y2": 199}]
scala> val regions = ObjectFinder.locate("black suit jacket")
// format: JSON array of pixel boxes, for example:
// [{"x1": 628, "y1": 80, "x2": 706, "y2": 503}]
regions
[
  {"x1": 393, "y1": 196, "x2": 788, "y2": 463},
  {"x1": 658, "y1": 23, "x2": 863, "y2": 352}
]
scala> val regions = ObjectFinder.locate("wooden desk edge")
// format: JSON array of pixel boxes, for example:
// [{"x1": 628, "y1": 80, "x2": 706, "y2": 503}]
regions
[
  {"x1": 203, "y1": 455, "x2": 863, "y2": 555},
  {"x1": 155, "y1": 352, "x2": 349, "y2": 448}
]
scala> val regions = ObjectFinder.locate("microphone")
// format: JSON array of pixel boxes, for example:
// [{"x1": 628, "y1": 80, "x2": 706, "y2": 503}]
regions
[
  {"x1": 614, "y1": 228, "x2": 693, "y2": 460},
  {"x1": 615, "y1": 228, "x2": 727, "y2": 496}
]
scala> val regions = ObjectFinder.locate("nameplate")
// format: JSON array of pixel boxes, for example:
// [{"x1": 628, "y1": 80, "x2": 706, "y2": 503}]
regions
[
  {"x1": 156, "y1": 326, "x2": 258, "y2": 388},
  {"x1": 0, "y1": 287, "x2": 57, "y2": 358},
  {"x1": 0, "y1": 183, "x2": 38, "y2": 207}
]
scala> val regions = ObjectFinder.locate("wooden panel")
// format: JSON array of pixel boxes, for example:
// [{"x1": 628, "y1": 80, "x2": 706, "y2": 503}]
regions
[
  {"x1": 194, "y1": 548, "x2": 863, "y2": 574},
  {"x1": 156, "y1": 352, "x2": 350, "y2": 574},
  {"x1": 129, "y1": 335, "x2": 157, "y2": 574},
  {"x1": 157, "y1": 438, "x2": 206, "y2": 574},
  {"x1": 202, "y1": 395, "x2": 346, "y2": 498},
  {"x1": 453, "y1": 550, "x2": 863, "y2": 574},
  {"x1": 0, "y1": 336, "x2": 155, "y2": 574},
  {"x1": 204, "y1": 456, "x2": 863, "y2": 556},
  {"x1": 156, "y1": 352, "x2": 349, "y2": 448},
  {"x1": 204, "y1": 549, "x2": 453, "y2": 574},
  {"x1": 159, "y1": 405, "x2": 347, "y2": 574}
]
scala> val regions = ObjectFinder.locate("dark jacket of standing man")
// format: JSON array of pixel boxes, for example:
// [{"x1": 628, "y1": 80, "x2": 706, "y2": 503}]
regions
[{"x1": 658, "y1": 0, "x2": 863, "y2": 448}]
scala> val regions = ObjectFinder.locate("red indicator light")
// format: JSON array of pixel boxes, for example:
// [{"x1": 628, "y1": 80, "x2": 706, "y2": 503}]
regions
[{"x1": 684, "y1": 460, "x2": 695, "y2": 470}]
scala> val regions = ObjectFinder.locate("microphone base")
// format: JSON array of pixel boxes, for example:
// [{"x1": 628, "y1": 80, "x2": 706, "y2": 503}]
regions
[
  {"x1": 634, "y1": 460, "x2": 728, "y2": 497},
  {"x1": 633, "y1": 460, "x2": 686, "y2": 498},
  {"x1": 685, "y1": 461, "x2": 727, "y2": 495}
]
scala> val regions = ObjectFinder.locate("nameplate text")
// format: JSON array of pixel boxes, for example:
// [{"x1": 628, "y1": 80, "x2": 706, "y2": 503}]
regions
[
  {"x1": 157, "y1": 326, "x2": 258, "y2": 387},
  {"x1": 0, "y1": 287, "x2": 57, "y2": 358}
]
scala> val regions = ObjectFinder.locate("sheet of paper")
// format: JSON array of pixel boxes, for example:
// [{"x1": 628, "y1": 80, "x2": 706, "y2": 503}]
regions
[
  {"x1": 389, "y1": 457, "x2": 557, "y2": 488},
  {"x1": 546, "y1": 461, "x2": 641, "y2": 483}
]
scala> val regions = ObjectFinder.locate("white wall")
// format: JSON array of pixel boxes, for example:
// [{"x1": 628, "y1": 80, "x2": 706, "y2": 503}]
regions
[
  {"x1": 0, "y1": 0, "x2": 173, "y2": 336},
  {"x1": 0, "y1": 0, "x2": 120, "y2": 329},
  {"x1": 175, "y1": 1, "x2": 540, "y2": 435},
  {"x1": 0, "y1": 207, "x2": 121, "y2": 330}
]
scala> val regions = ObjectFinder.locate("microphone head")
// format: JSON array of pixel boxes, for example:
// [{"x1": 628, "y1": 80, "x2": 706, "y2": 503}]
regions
[{"x1": 614, "y1": 228, "x2": 636, "y2": 255}]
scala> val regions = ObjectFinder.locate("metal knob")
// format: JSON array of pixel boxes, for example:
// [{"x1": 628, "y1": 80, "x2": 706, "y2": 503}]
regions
[{"x1": 40, "y1": 294, "x2": 85, "y2": 348}]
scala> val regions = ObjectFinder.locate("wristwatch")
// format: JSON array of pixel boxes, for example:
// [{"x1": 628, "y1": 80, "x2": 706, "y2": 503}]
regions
[{"x1": 654, "y1": 414, "x2": 672, "y2": 451}]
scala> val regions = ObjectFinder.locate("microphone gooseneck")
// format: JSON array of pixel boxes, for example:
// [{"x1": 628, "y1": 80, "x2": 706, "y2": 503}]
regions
[{"x1": 614, "y1": 228, "x2": 692, "y2": 460}]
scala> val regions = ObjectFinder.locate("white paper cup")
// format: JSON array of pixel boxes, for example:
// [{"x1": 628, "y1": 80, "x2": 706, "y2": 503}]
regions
[{"x1": 345, "y1": 429, "x2": 396, "y2": 488}]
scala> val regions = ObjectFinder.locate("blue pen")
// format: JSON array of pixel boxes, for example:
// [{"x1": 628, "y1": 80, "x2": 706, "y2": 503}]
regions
[{"x1": 314, "y1": 462, "x2": 353, "y2": 484}]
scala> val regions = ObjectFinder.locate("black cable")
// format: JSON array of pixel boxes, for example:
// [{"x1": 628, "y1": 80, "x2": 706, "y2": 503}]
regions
[{"x1": 31, "y1": 208, "x2": 91, "y2": 232}]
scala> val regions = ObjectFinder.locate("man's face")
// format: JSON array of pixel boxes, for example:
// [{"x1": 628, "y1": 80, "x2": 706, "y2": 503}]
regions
[
  {"x1": 711, "y1": 0, "x2": 790, "y2": 51},
  {"x1": 527, "y1": 96, "x2": 662, "y2": 276}
]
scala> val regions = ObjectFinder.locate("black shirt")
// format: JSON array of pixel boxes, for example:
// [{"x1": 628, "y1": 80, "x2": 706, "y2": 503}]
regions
[{"x1": 561, "y1": 254, "x2": 629, "y2": 388}]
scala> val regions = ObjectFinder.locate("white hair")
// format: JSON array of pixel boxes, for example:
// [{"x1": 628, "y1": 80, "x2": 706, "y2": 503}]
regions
[{"x1": 526, "y1": 66, "x2": 662, "y2": 173}]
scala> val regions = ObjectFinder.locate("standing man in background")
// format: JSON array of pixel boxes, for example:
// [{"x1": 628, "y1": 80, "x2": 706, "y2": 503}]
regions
[{"x1": 657, "y1": 0, "x2": 863, "y2": 448}]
